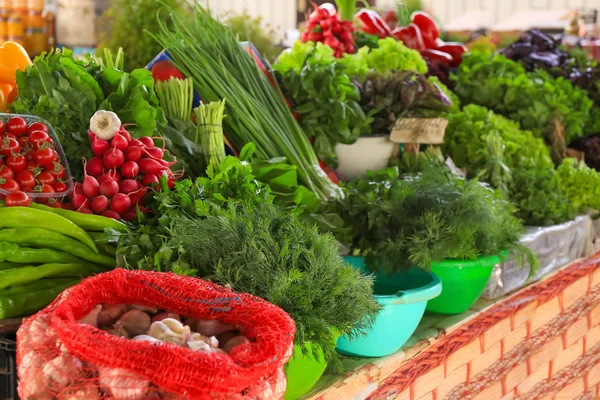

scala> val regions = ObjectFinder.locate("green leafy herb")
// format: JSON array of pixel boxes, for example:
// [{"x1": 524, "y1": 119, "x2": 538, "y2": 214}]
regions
[
  {"x1": 452, "y1": 51, "x2": 592, "y2": 163},
  {"x1": 357, "y1": 71, "x2": 450, "y2": 135},
  {"x1": 556, "y1": 157, "x2": 600, "y2": 212},
  {"x1": 322, "y1": 165, "x2": 535, "y2": 273},
  {"x1": 509, "y1": 167, "x2": 574, "y2": 226},
  {"x1": 275, "y1": 45, "x2": 371, "y2": 167}
]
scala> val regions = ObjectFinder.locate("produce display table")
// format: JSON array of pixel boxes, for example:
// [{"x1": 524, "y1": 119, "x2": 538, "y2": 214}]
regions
[{"x1": 306, "y1": 253, "x2": 600, "y2": 400}]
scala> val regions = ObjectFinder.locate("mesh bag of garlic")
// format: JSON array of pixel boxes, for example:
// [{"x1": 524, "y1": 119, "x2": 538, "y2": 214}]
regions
[{"x1": 16, "y1": 268, "x2": 296, "y2": 400}]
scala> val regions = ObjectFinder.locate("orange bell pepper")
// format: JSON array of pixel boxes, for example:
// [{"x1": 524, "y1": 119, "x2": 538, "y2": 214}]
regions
[{"x1": 0, "y1": 42, "x2": 31, "y2": 111}]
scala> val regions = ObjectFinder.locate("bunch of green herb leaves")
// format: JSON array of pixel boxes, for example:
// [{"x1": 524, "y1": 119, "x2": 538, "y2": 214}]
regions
[
  {"x1": 97, "y1": 0, "x2": 188, "y2": 71},
  {"x1": 109, "y1": 147, "x2": 378, "y2": 370},
  {"x1": 274, "y1": 43, "x2": 372, "y2": 167},
  {"x1": 11, "y1": 48, "x2": 165, "y2": 180},
  {"x1": 509, "y1": 167, "x2": 574, "y2": 226},
  {"x1": 556, "y1": 157, "x2": 600, "y2": 212},
  {"x1": 357, "y1": 70, "x2": 451, "y2": 135},
  {"x1": 322, "y1": 164, "x2": 536, "y2": 274},
  {"x1": 443, "y1": 104, "x2": 553, "y2": 193},
  {"x1": 452, "y1": 51, "x2": 592, "y2": 163}
]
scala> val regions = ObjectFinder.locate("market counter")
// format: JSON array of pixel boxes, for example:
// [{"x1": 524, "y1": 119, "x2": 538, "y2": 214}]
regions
[{"x1": 306, "y1": 253, "x2": 600, "y2": 400}]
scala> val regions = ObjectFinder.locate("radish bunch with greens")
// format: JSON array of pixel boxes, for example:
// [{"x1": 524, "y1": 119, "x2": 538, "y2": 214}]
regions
[{"x1": 72, "y1": 110, "x2": 177, "y2": 220}]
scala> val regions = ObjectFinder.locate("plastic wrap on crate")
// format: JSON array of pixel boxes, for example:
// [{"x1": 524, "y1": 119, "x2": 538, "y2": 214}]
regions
[{"x1": 482, "y1": 215, "x2": 595, "y2": 300}]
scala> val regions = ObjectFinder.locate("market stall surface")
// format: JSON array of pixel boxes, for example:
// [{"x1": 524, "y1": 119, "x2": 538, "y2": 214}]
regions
[{"x1": 305, "y1": 254, "x2": 600, "y2": 400}]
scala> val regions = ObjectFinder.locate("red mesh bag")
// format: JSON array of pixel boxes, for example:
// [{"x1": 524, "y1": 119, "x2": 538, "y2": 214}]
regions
[{"x1": 17, "y1": 269, "x2": 296, "y2": 400}]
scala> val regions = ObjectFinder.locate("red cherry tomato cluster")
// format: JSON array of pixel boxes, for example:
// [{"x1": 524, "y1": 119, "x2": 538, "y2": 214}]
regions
[
  {"x1": 0, "y1": 117, "x2": 69, "y2": 206},
  {"x1": 301, "y1": 3, "x2": 355, "y2": 57},
  {"x1": 73, "y1": 127, "x2": 177, "y2": 221}
]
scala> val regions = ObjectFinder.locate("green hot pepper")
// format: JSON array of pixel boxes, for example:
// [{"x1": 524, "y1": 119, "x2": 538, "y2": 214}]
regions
[
  {"x1": 0, "y1": 261, "x2": 21, "y2": 270},
  {"x1": 0, "y1": 280, "x2": 78, "y2": 319},
  {"x1": 0, "y1": 228, "x2": 115, "y2": 266},
  {"x1": 30, "y1": 203, "x2": 129, "y2": 232},
  {"x1": 0, "y1": 207, "x2": 98, "y2": 252},
  {"x1": 0, "y1": 278, "x2": 78, "y2": 297},
  {"x1": 0, "y1": 263, "x2": 99, "y2": 290},
  {"x1": 0, "y1": 242, "x2": 85, "y2": 265}
]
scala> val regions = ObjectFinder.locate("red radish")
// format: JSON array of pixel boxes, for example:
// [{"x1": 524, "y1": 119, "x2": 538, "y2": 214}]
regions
[
  {"x1": 138, "y1": 159, "x2": 167, "y2": 176},
  {"x1": 101, "y1": 210, "x2": 121, "y2": 220},
  {"x1": 91, "y1": 195, "x2": 109, "y2": 213},
  {"x1": 144, "y1": 147, "x2": 164, "y2": 160},
  {"x1": 130, "y1": 139, "x2": 145, "y2": 148},
  {"x1": 111, "y1": 134, "x2": 129, "y2": 151},
  {"x1": 119, "y1": 179, "x2": 139, "y2": 194},
  {"x1": 91, "y1": 139, "x2": 109, "y2": 156},
  {"x1": 73, "y1": 182, "x2": 83, "y2": 195},
  {"x1": 128, "y1": 186, "x2": 148, "y2": 206},
  {"x1": 71, "y1": 193, "x2": 87, "y2": 209},
  {"x1": 110, "y1": 193, "x2": 131, "y2": 214},
  {"x1": 86, "y1": 157, "x2": 104, "y2": 177},
  {"x1": 139, "y1": 137, "x2": 155, "y2": 148},
  {"x1": 122, "y1": 212, "x2": 138, "y2": 221},
  {"x1": 79, "y1": 207, "x2": 93, "y2": 215},
  {"x1": 99, "y1": 180, "x2": 119, "y2": 198},
  {"x1": 103, "y1": 148, "x2": 125, "y2": 169},
  {"x1": 118, "y1": 128, "x2": 132, "y2": 143},
  {"x1": 125, "y1": 146, "x2": 144, "y2": 162},
  {"x1": 120, "y1": 161, "x2": 139, "y2": 179},
  {"x1": 142, "y1": 174, "x2": 159, "y2": 187},
  {"x1": 87, "y1": 130, "x2": 97, "y2": 143},
  {"x1": 97, "y1": 171, "x2": 115, "y2": 185},
  {"x1": 83, "y1": 175, "x2": 100, "y2": 198}
]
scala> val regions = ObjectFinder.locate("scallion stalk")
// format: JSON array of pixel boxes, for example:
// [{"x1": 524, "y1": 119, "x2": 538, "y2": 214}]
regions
[
  {"x1": 194, "y1": 100, "x2": 227, "y2": 167},
  {"x1": 150, "y1": 3, "x2": 340, "y2": 201},
  {"x1": 155, "y1": 77, "x2": 194, "y2": 122}
]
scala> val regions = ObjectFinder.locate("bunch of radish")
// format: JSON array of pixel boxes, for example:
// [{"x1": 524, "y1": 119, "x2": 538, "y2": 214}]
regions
[{"x1": 71, "y1": 111, "x2": 177, "y2": 221}]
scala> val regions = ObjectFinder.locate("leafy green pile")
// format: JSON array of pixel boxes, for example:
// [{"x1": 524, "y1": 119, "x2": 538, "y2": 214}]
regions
[
  {"x1": 322, "y1": 165, "x2": 534, "y2": 273},
  {"x1": 275, "y1": 39, "x2": 427, "y2": 82},
  {"x1": 452, "y1": 51, "x2": 592, "y2": 162},
  {"x1": 556, "y1": 158, "x2": 600, "y2": 212},
  {"x1": 97, "y1": 0, "x2": 188, "y2": 71},
  {"x1": 509, "y1": 167, "x2": 573, "y2": 226},
  {"x1": 109, "y1": 150, "x2": 378, "y2": 370},
  {"x1": 357, "y1": 71, "x2": 450, "y2": 136},
  {"x1": 428, "y1": 75, "x2": 460, "y2": 113},
  {"x1": 11, "y1": 48, "x2": 164, "y2": 180},
  {"x1": 444, "y1": 105, "x2": 553, "y2": 189},
  {"x1": 274, "y1": 44, "x2": 371, "y2": 167}
]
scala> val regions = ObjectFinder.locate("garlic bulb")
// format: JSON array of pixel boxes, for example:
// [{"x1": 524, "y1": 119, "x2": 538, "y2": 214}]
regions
[
  {"x1": 90, "y1": 111, "x2": 121, "y2": 140},
  {"x1": 161, "y1": 318, "x2": 186, "y2": 334}
]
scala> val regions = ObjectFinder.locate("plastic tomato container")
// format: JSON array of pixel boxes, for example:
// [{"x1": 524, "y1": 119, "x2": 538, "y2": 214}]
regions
[{"x1": 0, "y1": 113, "x2": 73, "y2": 201}]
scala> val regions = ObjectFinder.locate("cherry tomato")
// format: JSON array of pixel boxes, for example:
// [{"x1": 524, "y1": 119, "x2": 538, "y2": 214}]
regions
[
  {"x1": 0, "y1": 165, "x2": 14, "y2": 180},
  {"x1": 28, "y1": 131, "x2": 51, "y2": 149},
  {"x1": 0, "y1": 178, "x2": 20, "y2": 193},
  {"x1": 5, "y1": 117, "x2": 28, "y2": 137},
  {"x1": 36, "y1": 171, "x2": 55, "y2": 186},
  {"x1": 6, "y1": 155, "x2": 26, "y2": 173},
  {"x1": 52, "y1": 163, "x2": 66, "y2": 180},
  {"x1": 36, "y1": 183, "x2": 55, "y2": 204},
  {"x1": 34, "y1": 148, "x2": 56, "y2": 168},
  {"x1": 18, "y1": 136, "x2": 30, "y2": 150},
  {"x1": 2, "y1": 133, "x2": 16, "y2": 141},
  {"x1": 5, "y1": 191, "x2": 30, "y2": 207},
  {"x1": 53, "y1": 181, "x2": 68, "y2": 192},
  {"x1": 27, "y1": 122, "x2": 48, "y2": 135},
  {"x1": 0, "y1": 120, "x2": 4, "y2": 135},
  {"x1": 25, "y1": 148, "x2": 36, "y2": 161},
  {"x1": 15, "y1": 170, "x2": 35, "y2": 190},
  {"x1": 1, "y1": 137, "x2": 20, "y2": 157}
]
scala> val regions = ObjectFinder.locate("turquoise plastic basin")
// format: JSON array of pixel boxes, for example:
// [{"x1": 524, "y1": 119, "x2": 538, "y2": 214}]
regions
[{"x1": 336, "y1": 256, "x2": 442, "y2": 358}]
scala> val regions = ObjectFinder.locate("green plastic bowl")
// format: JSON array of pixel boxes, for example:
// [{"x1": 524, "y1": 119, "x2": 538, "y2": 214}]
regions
[
  {"x1": 426, "y1": 254, "x2": 503, "y2": 315},
  {"x1": 336, "y1": 256, "x2": 442, "y2": 357},
  {"x1": 284, "y1": 343, "x2": 327, "y2": 400}
]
